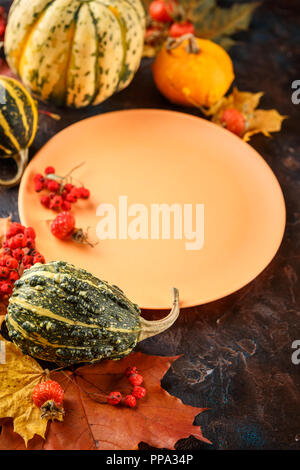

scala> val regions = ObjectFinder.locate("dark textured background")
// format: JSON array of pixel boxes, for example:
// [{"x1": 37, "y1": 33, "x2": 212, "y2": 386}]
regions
[{"x1": 1, "y1": 0, "x2": 300, "y2": 451}]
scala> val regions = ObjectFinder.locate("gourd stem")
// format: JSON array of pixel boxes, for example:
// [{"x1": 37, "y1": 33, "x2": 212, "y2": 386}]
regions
[
  {"x1": 0, "y1": 148, "x2": 28, "y2": 187},
  {"x1": 166, "y1": 34, "x2": 200, "y2": 55},
  {"x1": 138, "y1": 288, "x2": 180, "y2": 342}
]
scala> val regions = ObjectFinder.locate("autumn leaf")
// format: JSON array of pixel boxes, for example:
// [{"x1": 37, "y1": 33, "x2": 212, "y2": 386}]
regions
[
  {"x1": 0, "y1": 353, "x2": 210, "y2": 450},
  {"x1": 194, "y1": 2, "x2": 259, "y2": 46},
  {"x1": 202, "y1": 87, "x2": 286, "y2": 141},
  {"x1": 0, "y1": 338, "x2": 51, "y2": 446},
  {"x1": 243, "y1": 109, "x2": 286, "y2": 141}
]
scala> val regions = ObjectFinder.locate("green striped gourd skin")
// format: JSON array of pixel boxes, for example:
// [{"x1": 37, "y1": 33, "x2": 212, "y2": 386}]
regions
[
  {"x1": 5, "y1": 0, "x2": 146, "y2": 108},
  {"x1": 6, "y1": 261, "x2": 142, "y2": 365},
  {"x1": 0, "y1": 76, "x2": 38, "y2": 156}
]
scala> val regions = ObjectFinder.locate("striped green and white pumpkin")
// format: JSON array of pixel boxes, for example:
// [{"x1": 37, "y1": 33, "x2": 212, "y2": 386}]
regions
[
  {"x1": 6, "y1": 261, "x2": 179, "y2": 365},
  {"x1": 0, "y1": 75, "x2": 38, "y2": 186},
  {"x1": 5, "y1": 0, "x2": 146, "y2": 108}
]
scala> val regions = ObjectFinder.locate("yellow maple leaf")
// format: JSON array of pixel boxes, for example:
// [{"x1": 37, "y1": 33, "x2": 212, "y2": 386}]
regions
[
  {"x1": 243, "y1": 109, "x2": 286, "y2": 142},
  {"x1": 0, "y1": 337, "x2": 50, "y2": 446}
]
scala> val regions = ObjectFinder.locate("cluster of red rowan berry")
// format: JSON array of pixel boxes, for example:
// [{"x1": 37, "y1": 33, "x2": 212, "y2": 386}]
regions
[
  {"x1": 0, "y1": 222, "x2": 45, "y2": 298},
  {"x1": 107, "y1": 366, "x2": 146, "y2": 408},
  {"x1": 34, "y1": 166, "x2": 90, "y2": 213}
]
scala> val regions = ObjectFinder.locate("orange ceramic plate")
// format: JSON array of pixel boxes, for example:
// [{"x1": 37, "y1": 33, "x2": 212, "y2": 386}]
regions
[{"x1": 19, "y1": 110, "x2": 285, "y2": 309}]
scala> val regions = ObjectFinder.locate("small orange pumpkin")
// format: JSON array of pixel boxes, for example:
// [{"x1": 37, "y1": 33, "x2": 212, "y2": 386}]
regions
[{"x1": 152, "y1": 35, "x2": 234, "y2": 108}]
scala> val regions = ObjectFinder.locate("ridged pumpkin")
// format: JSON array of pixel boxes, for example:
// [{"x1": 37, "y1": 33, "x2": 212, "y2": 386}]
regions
[
  {"x1": 152, "y1": 35, "x2": 234, "y2": 108},
  {"x1": 6, "y1": 261, "x2": 179, "y2": 366},
  {"x1": 5, "y1": 0, "x2": 146, "y2": 108},
  {"x1": 0, "y1": 75, "x2": 38, "y2": 186}
]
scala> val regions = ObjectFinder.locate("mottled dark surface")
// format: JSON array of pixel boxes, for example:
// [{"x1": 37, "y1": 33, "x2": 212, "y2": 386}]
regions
[{"x1": 0, "y1": 0, "x2": 300, "y2": 451}]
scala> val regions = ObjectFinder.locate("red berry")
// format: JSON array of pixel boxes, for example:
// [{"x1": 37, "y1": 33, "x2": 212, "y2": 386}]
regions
[
  {"x1": 0, "y1": 267, "x2": 9, "y2": 279},
  {"x1": 64, "y1": 183, "x2": 74, "y2": 193},
  {"x1": 123, "y1": 394, "x2": 136, "y2": 408},
  {"x1": 8, "y1": 241, "x2": 19, "y2": 250},
  {"x1": 71, "y1": 188, "x2": 81, "y2": 198},
  {"x1": 0, "y1": 18, "x2": 6, "y2": 41},
  {"x1": 24, "y1": 264, "x2": 33, "y2": 271},
  {"x1": 49, "y1": 195, "x2": 63, "y2": 211},
  {"x1": 34, "y1": 181, "x2": 44, "y2": 192},
  {"x1": 41, "y1": 195, "x2": 51, "y2": 208},
  {"x1": 107, "y1": 391, "x2": 122, "y2": 406},
  {"x1": 169, "y1": 21, "x2": 195, "y2": 38},
  {"x1": 26, "y1": 238, "x2": 36, "y2": 250},
  {"x1": 125, "y1": 366, "x2": 138, "y2": 377},
  {"x1": 45, "y1": 166, "x2": 55, "y2": 175},
  {"x1": 128, "y1": 373, "x2": 143, "y2": 387},
  {"x1": 6, "y1": 222, "x2": 24, "y2": 239},
  {"x1": 13, "y1": 233, "x2": 28, "y2": 248},
  {"x1": 24, "y1": 227, "x2": 36, "y2": 240},
  {"x1": 66, "y1": 192, "x2": 78, "y2": 204},
  {"x1": 5, "y1": 257, "x2": 19, "y2": 270},
  {"x1": 32, "y1": 380, "x2": 64, "y2": 408},
  {"x1": 132, "y1": 386, "x2": 146, "y2": 399},
  {"x1": 33, "y1": 254, "x2": 45, "y2": 264},
  {"x1": 2, "y1": 247, "x2": 12, "y2": 256},
  {"x1": 22, "y1": 255, "x2": 33, "y2": 266},
  {"x1": 61, "y1": 200, "x2": 71, "y2": 211},
  {"x1": 47, "y1": 180, "x2": 60, "y2": 192},
  {"x1": 0, "y1": 256, "x2": 10, "y2": 266},
  {"x1": 29, "y1": 250, "x2": 39, "y2": 257},
  {"x1": 0, "y1": 282, "x2": 13, "y2": 296},
  {"x1": 149, "y1": 0, "x2": 175, "y2": 22},
  {"x1": 220, "y1": 108, "x2": 245, "y2": 136},
  {"x1": 9, "y1": 271, "x2": 20, "y2": 283},
  {"x1": 79, "y1": 188, "x2": 90, "y2": 200},
  {"x1": 7, "y1": 238, "x2": 17, "y2": 250},
  {"x1": 50, "y1": 212, "x2": 76, "y2": 240},
  {"x1": 12, "y1": 248, "x2": 24, "y2": 261},
  {"x1": 33, "y1": 173, "x2": 44, "y2": 184}
]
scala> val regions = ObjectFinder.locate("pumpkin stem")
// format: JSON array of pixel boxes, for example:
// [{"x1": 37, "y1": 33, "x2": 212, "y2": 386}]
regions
[
  {"x1": 0, "y1": 148, "x2": 28, "y2": 187},
  {"x1": 166, "y1": 34, "x2": 200, "y2": 54},
  {"x1": 138, "y1": 288, "x2": 180, "y2": 342}
]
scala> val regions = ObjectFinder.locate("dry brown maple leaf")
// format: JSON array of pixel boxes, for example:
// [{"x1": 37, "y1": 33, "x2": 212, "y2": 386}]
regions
[
  {"x1": 0, "y1": 353, "x2": 210, "y2": 450},
  {"x1": 0, "y1": 338, "x2": 51, "y2": 446}
]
